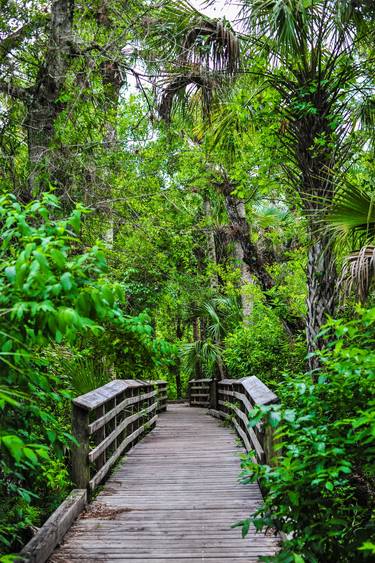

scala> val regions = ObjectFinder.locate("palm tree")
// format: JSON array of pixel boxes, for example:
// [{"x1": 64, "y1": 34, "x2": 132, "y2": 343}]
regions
[
  {"x1": 181, "y1": 296, "x2": 241, "y2": 379},
  {"x1": 152, "y1": 0, "x2": 374, "y2": 371},
  {"x1": 235, "y1": 0, "x2": 375, "y2": 371}
]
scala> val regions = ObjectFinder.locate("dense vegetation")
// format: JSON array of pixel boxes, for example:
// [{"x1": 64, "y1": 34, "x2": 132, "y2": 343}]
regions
[{"x1": 0, "y1": 0, "x2": 374, "y2": 561}]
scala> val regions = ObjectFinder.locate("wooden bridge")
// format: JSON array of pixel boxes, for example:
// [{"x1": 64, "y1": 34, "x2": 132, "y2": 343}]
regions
[{"x1": 22, "y1": 377, "x2": 280, "y2": 562}]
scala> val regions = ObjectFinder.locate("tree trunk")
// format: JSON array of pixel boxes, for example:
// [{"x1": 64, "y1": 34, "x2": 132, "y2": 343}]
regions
[
  {"x1": 199, "y1": 317, "x2": 207, "y2": 341},
  {"x1": 204, "y1": 198, "x2": 219, "y2": 288},
  {"x1": 222, "y1": 187, "x2": 274, "y2": 292},
  {"x1": 229, "y1": 200, "x2": 255, "y2": 322},
  {"x1": 97, "y1": 1, "x2": 123, "y2": 247},
  {"x1": 306, "y1": 231, "x2": 336, "y2": 375},
  {"x1": 220, "y1": 180, "x2": 300, "y2": 336},
  {"x1": 192, "y1": 317, "x2": 200, "y2": 342},
  {"x1": 25, "y1": 0, "x2": 74, "y2": 197}
]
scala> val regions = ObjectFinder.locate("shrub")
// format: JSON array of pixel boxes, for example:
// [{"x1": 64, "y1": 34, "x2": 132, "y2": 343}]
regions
[
  {"x1": 238, "y1": 307, "x2": 375, "y2": 562},
  {"x1": 223, "y1": 302, "x2": 305, "y2": 387},
  {"x1": 0, "y1": 192, "x2": 174, "y2": 554}
]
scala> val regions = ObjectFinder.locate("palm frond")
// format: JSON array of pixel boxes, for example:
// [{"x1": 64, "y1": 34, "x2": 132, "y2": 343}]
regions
[
  {"x1": 180, "y1": 339, "x2": 222, "y2": 378},
  {"x1": 154, "y1": 1, "x2": 239, "y2": 122},
  {"x1": 340, "y1": 246, "x2": 375, "y2": 303},
  {"x1": 66, "y1": 357, "x2": 112, "y2": 396},
  {"x1": 325, "y1": 184, "x2": 375, "y2": 248},
  {"x1": 241, "y1": 0, "x2": 311, "y2": 55},
  {"x1": 181, "y1": 16, "x2": 240, "y2": 74},
  {"x1": 204, "y1": 301, "x2": 222, "y2": 341},
  {"x1": 253, "y1": 204, "x2": 290, "y2": 229},
  {"x1": 159, "y1": 71, "x2": 217, "y2": 122}
]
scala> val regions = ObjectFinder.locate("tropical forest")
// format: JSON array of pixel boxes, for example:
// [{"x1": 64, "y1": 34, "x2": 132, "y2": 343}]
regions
[{"x1": 0, "y1": 0, "x2": 374, "y2": 562}]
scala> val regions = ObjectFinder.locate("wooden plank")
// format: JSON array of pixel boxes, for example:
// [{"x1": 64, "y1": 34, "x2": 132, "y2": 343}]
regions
[
  {"x1": 190, "y1": 401, "x2": 209, "y2": 407},
  {"x1": 88, "y1": 391, "x2": 157, "y2": 434},
  {"x1": 221, "y1": 388, "x2": 253, "y2": 413},
  {"x1": 218, "y1": 379, "x2": 237, "y2": 385},
  {"x1": 19, "y1": 489, "x2": 86, "y2": 563},
  {"x1": 89, "y1": 402, "x2": 157, "y2": 462},
  {"x1": 189, "y1": 378, "x2": 211, "y2": 383},
  {"x1": 227, "y1": 404, "x2": 264, "y2": 461},
  {"x1": 89, "y1": 412, "x2": 159, "y2": 490},
  {"x1": 73, "y1": 380, "x2": 135, "y2": 411},
  {"x1": 89, "y1": 426, "x2": 144, "y2": 490},
  {"x1": 240, "y1": 376, "x2": 278, "y2": 406},
  {"x1": 71, "y1": 405, "x2": 90, "y2": 488},
  {"x1": 52, "y1": 405, "x2": 278, "y2": 562}
]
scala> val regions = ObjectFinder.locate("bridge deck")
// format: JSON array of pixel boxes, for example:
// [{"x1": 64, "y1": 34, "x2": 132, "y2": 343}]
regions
[{"x1": 51, "y1": 404, "x2": 279, "y2": 562}]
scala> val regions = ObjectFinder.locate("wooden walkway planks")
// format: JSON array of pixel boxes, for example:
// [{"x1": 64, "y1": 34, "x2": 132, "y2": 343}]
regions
[{"x1": 50, "y1": 404, "x2": 279, "y2": 562}]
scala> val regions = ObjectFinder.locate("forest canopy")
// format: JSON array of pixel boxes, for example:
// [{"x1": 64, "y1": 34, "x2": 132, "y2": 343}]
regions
[{"x1": 0, "y1": 0, "x2": 374, "y2": 561}]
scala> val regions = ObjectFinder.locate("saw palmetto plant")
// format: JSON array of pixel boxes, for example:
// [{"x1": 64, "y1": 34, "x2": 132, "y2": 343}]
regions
[{"x1": 326, "y1": 183, "x2": 375, "y2": 302}]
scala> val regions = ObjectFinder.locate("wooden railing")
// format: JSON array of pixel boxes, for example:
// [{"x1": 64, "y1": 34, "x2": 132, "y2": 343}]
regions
[
  {"x1": 188, "y1": 378, "x2": 210, "y2": 407},
  {"x1": 155, "y1": 380, "x2": 168, "y2": 412},
  {"x1": 71, "y1": 379, "x2": 167, "y2": 490},
  {"x1": 188, "y1": 376, "x2": 278, "y2": 465}
]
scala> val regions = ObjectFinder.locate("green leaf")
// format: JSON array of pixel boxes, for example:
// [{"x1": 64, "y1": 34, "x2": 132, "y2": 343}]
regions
[
  {"x1": 61, "y1": 272, "x2": 73, "y2": 291},
  {"x1": 51, "y1": 248, "x2": 66, "y2": 269},
  {"x1": 23, "y1": 447, "x2": 38, "y2": 464},
  {"x1": 2, "y1": 435, "x2": 25, "y2": 462}
]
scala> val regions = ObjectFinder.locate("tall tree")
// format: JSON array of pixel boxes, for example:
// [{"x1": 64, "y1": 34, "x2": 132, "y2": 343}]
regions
[
  {"x1": 0, "y1": 0, "x2": 75, "y2": 197},
  {"x1": 237, "y1": 0, "x2": 375, "y2": 369}
]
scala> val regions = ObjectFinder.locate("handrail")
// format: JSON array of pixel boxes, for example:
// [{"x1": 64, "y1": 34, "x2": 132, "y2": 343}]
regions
[
  {"x1": 188, "y1": 378, "x2": 210, "y2": 407},
  {"x1": 154, "y1": 380, "x2": 168, "y2": 412},
  {"x1": 71, "y1": 379, "x2": 167, "y2": 490},
  {"x1": 188, "y1": 376, "x2": 278, "y2": 465}
]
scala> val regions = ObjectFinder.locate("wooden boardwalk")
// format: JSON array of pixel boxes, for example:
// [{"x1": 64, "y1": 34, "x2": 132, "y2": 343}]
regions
[{"x1": 51, "y1": 404, "x2": 279, "y2": 562}]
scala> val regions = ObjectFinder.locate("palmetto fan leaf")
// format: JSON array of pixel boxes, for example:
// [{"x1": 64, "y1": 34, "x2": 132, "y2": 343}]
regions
[
  {"x1": 180, "y1": 339, "x2": 222, "y2": 378},
  {"x1": 156, "y1": 2, "x2": 239, "y2": 121},
  {"x1": 159, "y1": 70, "x2": 218, "y2": 122},
  {"x1": 240, "y1": 0, "x2": 312, "y2": 55},
  {"x1": 326, "y1": 184, "x2": 375, "y2": 248},
  {"x1": 340, "y1": 246, "x2": 375, "y2": 303},
  {"x1": 240, "y1": 0, "x2": 372, "y2": 55},
  {"x1": 326, "y1": 184, "x2": 375, "y2": 301}
]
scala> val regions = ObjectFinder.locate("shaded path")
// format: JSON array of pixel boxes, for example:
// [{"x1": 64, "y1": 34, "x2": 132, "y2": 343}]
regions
[{"x1": 51, "y1": 404, "x2": 279, "y2": 562}]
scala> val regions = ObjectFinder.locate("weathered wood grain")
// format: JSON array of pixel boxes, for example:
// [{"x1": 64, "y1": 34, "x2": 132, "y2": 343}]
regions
[
  {"x1": 19, "y1": 489, "x2": 86, "y2": 563},
  {"x1": 50, "y1": 404, "x2": 279, "y2": 562}
]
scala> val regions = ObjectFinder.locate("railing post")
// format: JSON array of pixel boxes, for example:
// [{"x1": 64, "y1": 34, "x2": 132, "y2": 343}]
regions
[
  {"x1": 209, "y1": 377, "x2": 219, "y2": 410},
  {"x1": 71, "y1": 403, "x2": 90, "y2": 489},
  {"x1": 264, "y1": 424, "x2": 278, "y2": 466}
]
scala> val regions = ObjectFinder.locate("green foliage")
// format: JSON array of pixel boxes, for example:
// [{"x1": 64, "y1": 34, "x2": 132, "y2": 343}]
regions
[
  {"x1": 65, "y1": 356, "x2": 112, "y2": 396},
  {"x1": 0, "y1": 192, "x2": 174, "y2": 554},
  {"x1": 180, "y1": 295, "x2": 241, "y2": 378},
  {"x1": 239, "y1": 308, "x2": 375, "y2": 561},
  {"x1": 0, "y1": 0, "x2": 374, "y2": 558},
  {"x1": 224, "y1": 299, "x2": 305, "y2": 386}
]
